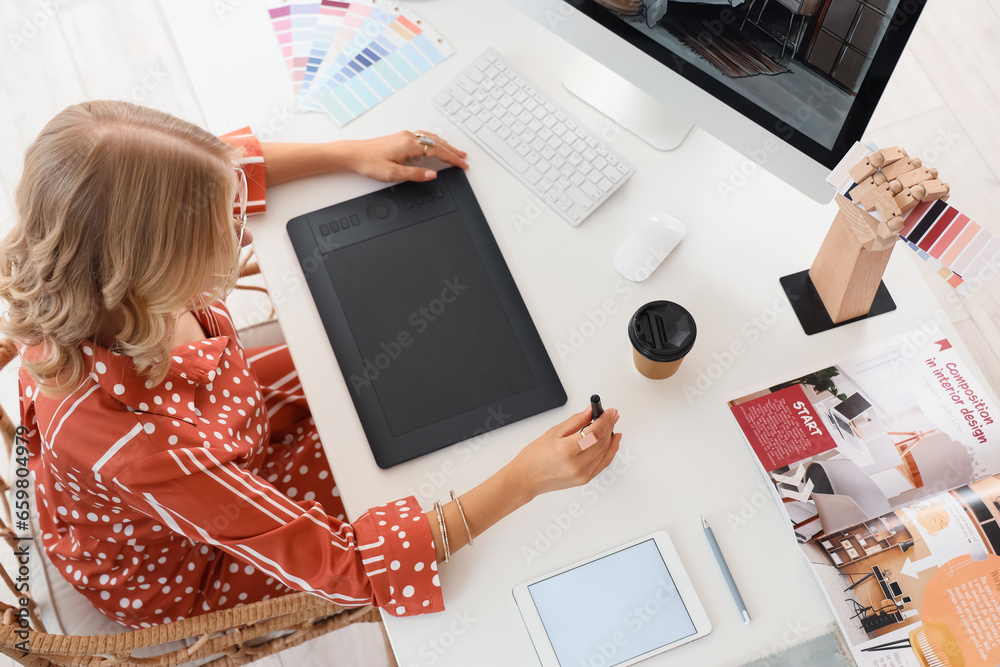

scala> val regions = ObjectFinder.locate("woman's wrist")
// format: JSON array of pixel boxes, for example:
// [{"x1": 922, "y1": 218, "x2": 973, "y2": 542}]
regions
[{"x1": 499, "y1": 457, "x2": 539, "y2": 508}]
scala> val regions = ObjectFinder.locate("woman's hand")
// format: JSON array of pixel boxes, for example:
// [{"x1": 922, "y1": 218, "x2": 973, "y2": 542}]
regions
[
  {"x1": 507, "y1": 405, "x2": 621, "y2": 502},
  {"x1": 346, "y1": 131, "x2": 468, "y2": 183}
]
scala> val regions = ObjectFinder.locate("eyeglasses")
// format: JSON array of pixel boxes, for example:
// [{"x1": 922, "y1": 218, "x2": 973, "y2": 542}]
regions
[{"x1": 234, "y1": 167, "x2": 248, "y2": 250}]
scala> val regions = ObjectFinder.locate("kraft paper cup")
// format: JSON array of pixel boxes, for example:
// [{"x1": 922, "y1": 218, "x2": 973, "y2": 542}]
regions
[{"x1": 628, "y1": 301, "x2": 696, "y2": 379}]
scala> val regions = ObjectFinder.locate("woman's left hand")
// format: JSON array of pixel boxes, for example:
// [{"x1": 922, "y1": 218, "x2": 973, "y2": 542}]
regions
[{"x1": 347, "y1": 131, "x2": 468, "y2": 183}]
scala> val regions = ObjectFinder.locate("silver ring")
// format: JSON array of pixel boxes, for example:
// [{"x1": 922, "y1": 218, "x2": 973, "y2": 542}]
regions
[{"x1": 416, "y1": 134, "x2": 436, "y2": 147}]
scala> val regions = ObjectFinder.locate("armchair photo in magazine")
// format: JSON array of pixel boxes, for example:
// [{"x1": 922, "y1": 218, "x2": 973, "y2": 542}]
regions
[{"x1": 728, "y1": 325, "x2": 1000, "y2": 667}]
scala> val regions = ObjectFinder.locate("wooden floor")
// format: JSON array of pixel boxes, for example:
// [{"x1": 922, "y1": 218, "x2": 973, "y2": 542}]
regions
[{"x1": 0, "y1": 0, "x2": 997, "y2": 664}]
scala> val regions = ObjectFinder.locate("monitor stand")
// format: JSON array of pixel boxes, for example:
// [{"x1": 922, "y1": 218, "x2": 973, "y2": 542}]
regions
[{"x1": 563, "y1": 55, "x2": 693, "y2": 152}]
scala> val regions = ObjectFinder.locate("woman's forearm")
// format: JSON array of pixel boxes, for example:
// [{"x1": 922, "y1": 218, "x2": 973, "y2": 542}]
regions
[
  {"x1": 423, "y1": 406, "x2": 621, "y2": 563},
  {"x1": 424, "y1": 460, "x2": 535, "y2": 561},
  {"x1": 261, "y1": 142, "x2": 357, "y2": 186}
]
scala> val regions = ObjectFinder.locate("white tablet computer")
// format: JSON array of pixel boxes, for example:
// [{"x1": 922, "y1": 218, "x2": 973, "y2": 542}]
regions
[{"x1": 513, "y1": 531, "x2": 711, "y2": 667}]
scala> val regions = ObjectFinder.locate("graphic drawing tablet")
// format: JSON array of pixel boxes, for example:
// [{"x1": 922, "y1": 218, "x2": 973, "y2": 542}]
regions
[{"x1": 287, "y1": 168, "x2": 566, "y2": 468}]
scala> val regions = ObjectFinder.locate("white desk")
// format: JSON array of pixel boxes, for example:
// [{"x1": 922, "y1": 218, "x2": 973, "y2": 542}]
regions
[{"x1": 162, "y1": 1, "x2": 954, "y2": 664}]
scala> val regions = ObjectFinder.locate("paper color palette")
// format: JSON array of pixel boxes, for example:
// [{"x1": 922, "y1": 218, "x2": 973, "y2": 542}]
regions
[
  {"x1": 267, "y1": 1, "x2": 322, "y2": 96},
  {"x1": 268, "y1": 0, "x2": 452, "y2": 125},
  {"x1": 306, "y1": 13, "x2": 453, "y2": 125},
  {"x1": 829, "y1": 142, "x2": 997, "y2": 294}
]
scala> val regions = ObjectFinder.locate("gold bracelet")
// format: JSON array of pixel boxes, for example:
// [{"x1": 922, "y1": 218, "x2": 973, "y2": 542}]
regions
[
  {"x1": 434, "y1": 500, "x2": 450, "y2": 563},
  {"x1": 450, "y1": 490, "x2": 473, "y2": 546}
]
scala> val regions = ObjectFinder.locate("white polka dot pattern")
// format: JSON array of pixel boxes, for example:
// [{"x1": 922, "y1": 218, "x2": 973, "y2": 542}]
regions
[{"x1": 18, "y1": 300, "x2": 443, "y2": 628}]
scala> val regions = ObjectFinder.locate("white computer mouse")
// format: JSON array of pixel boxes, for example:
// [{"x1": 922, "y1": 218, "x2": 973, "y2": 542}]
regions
[{"x1": 613, "y1": 212, "x2": 686, "y2": 282}]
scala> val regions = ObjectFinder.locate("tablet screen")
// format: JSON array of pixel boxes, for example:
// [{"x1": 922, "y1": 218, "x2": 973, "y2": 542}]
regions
[
  {"x1": 325, "y1": 211, "x2": 536, "y2": 436},
  {"x1": 527, "y1": 539, "x2": 696, "y2": 666}
]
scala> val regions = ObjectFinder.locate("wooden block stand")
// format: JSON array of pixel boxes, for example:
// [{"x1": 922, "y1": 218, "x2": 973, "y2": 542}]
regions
[{"x1": 809, "y1": 204, "x2": 894, "y2": 323}]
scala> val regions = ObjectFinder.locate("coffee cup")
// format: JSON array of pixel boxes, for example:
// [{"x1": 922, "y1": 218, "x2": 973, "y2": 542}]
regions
[{"x1": 628, "y1": 301, "x2": 696, "y2": 379}]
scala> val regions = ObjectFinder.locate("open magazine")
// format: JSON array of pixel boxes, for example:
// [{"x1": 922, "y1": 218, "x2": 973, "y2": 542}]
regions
[{"x1": 728, "y1": 325, "x2": 1000, "y2": 667}]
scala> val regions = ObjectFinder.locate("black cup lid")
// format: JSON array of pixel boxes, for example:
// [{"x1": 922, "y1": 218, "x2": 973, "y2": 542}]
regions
[{"x1": 629, "y1": 301, "x2": 696, "y2": 363}]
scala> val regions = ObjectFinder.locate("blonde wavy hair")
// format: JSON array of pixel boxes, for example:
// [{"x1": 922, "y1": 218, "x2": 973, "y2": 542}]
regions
[{"x1": 0, "y1": 101, "x2": 242, "y2": 394}]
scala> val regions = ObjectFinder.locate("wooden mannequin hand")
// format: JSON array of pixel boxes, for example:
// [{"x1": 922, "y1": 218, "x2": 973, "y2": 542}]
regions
[{"x1": 346, "y1": 131, "x2": 468, "y2": 183}]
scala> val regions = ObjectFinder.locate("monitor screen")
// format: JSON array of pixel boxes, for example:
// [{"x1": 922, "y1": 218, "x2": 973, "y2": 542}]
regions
[{"x1": 564, "y1": 0, "x2": 925, "y2": 168}]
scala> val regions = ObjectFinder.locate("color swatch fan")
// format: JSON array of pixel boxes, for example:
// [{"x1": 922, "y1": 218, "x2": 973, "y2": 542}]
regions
[{"x1": 267, "y1": 0, "x2": 454, "y2": 126}]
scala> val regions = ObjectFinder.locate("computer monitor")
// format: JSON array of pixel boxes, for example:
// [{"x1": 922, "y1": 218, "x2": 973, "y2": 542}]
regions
[{"x1": 503, "y1": 0, "x2": 927, "y2": 203}]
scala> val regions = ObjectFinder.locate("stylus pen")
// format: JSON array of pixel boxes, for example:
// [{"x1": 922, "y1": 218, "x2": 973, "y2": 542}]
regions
[
  {"x1": 701, "y1": 516, "x2": 751, "y2": 624},
  {"x1": 590, "y1": 394, "x2": 604, "y2": 420}
]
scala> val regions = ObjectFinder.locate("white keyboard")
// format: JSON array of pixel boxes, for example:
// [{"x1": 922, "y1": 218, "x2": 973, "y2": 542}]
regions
[{"x1": 434, "y1": 48, "x2": 635, "y2": 226}]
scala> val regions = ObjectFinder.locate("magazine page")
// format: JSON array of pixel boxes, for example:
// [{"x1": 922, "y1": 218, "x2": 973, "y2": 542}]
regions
[
  {"x1": 727, "y1": 324, "x2": 1000, "y2": 541},
  {"x1": 803, "y1": 474, "x2": 1000, "y2": 667}
]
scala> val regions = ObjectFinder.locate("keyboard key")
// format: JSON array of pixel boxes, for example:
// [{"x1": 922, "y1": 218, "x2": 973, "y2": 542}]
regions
[
  {"x1": 497, "y1": 126, "x2": 511, "y2": 139},
  {"x1": 524, "y1": 98, "x2": 538, "y2": 112},
  {"x1": 602, "y1": 165, "x2": 623, "y2": 183},
  {"x1": 551, "y1": 154, "x2": 566, "y2": 169},
  {"x1": 568, "y1": 153, "x2": 582, "y2": 166},
  {"x1": 553, "y1": 123, "x2": 567, "y2": 137},
  {"x1": 449, "y1": 86, "x2": 472, "y2": 106},
  {"x1": 476, "y1": 57, "x2": 490, "y2": 70},
  {"x1": 473, "y1": 89, "x2": 487, "y2": 102},
  {"x1": 320, "y1": 223, "x2": 330, "y2": 234},
  {"x1": 464, "y1": 116, "x2": 483, "y2": 133},
  {"x1": 504, "y1": 133, "x2": 519, "y2": 148},
  {"x1": 530, "y1": 138, "x2": 546, "y2": 152},
  {"x1": 537, "y1": 179, "x2": 552, "y2": 193},
  {"x1": 468, "y1": 69, "x2": 484, "y2": 83},
  {"x1": 540, "y1": 146, "x2": 555, "y2": 161},
  {"x1": 593, "y1": 156, "x2": 607, "y2": 171},
  {"x1": 350, "y1": 214, "x2": 360, "y2": 225},
  {"x1": 580, "y1": 181, "x2": 602, "y2": 201},
  {"x1": 556, "y1": 195, "x2": 571, "y2": 211},
  {"x1": 523, "y1": 167, "x2": 542, "y2": 185},
  {"x1": 568, "y1": 208, "x2": 579, "y2": 222},
  {"x1": 582, "y1": 148, "x2": 597, "y2": 162},
  {"x1": 598, "y1": 177, "x2": 614, "y2": 192},
  {"x1": 475, "y1": 128, "x2": 528, "y2": 173},
  {"x1": 483, "y1": 97, "x2": 498, "y2": 111},
  {"x1": 578, "y1": 162, "x2": 592, "y2": 176},
  {"x1": 607, "y1": 154, "x2": 618, "y2": 166},
  {"x1": 502, "y1": 112, "x2": 517, "y2": 126},
  {"x1": 485, "y1": 66, "x2": 499, "y2": 78},
  {"x1": 515, "y1": 142, "x2": 529, "y2": 156},
  {"x1": 617, "y1": 163, "x2": 629, "y2": 175},
  {"x1": 570, "y1": 171, "x2": 585, "y2": 186},
  {"x1": 596, "y1": 144, "x2": 608, "y2": 156},
  {"x1": 566, "y1": 187, "x2": 591, "y2": 209},
  {"x1": 511, "y1": 121, "x2": 526, "y2": 135},
  {"x1": 557, "y1": 144, "x2": 572, "y2": 158},
  {"x1": 545, "y1": 167, "x2": 561, "y2": 181},
  {"x1": 526, "y1": 152, "x2": 540, "y2": 165},
  {"x1": 588, "y1": 170, "x2": 602, "y2": 184},
  {"x1": 498, "y1": 96, "x2": 513, "y2": 109},
  {"x1": 457, "y1": 76, "x2": 476, "y2": 94},
  {"x1": 510, "y1": 103, "x2": 524, "y2": 117},
  {"x1": 538, "y1": 127, "x2": 553, "y2": 141},
  {"x1": 514, "y1": 90, "x2": 528, "y2": 104},
  {"x1": 496, "y1": 74, "x2": 509, "y2": 87}
]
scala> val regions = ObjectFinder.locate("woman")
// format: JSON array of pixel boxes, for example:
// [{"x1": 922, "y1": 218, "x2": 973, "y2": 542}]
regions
[{"x1": 0, "y1": 101, "x2": 621, "y2": 629}]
